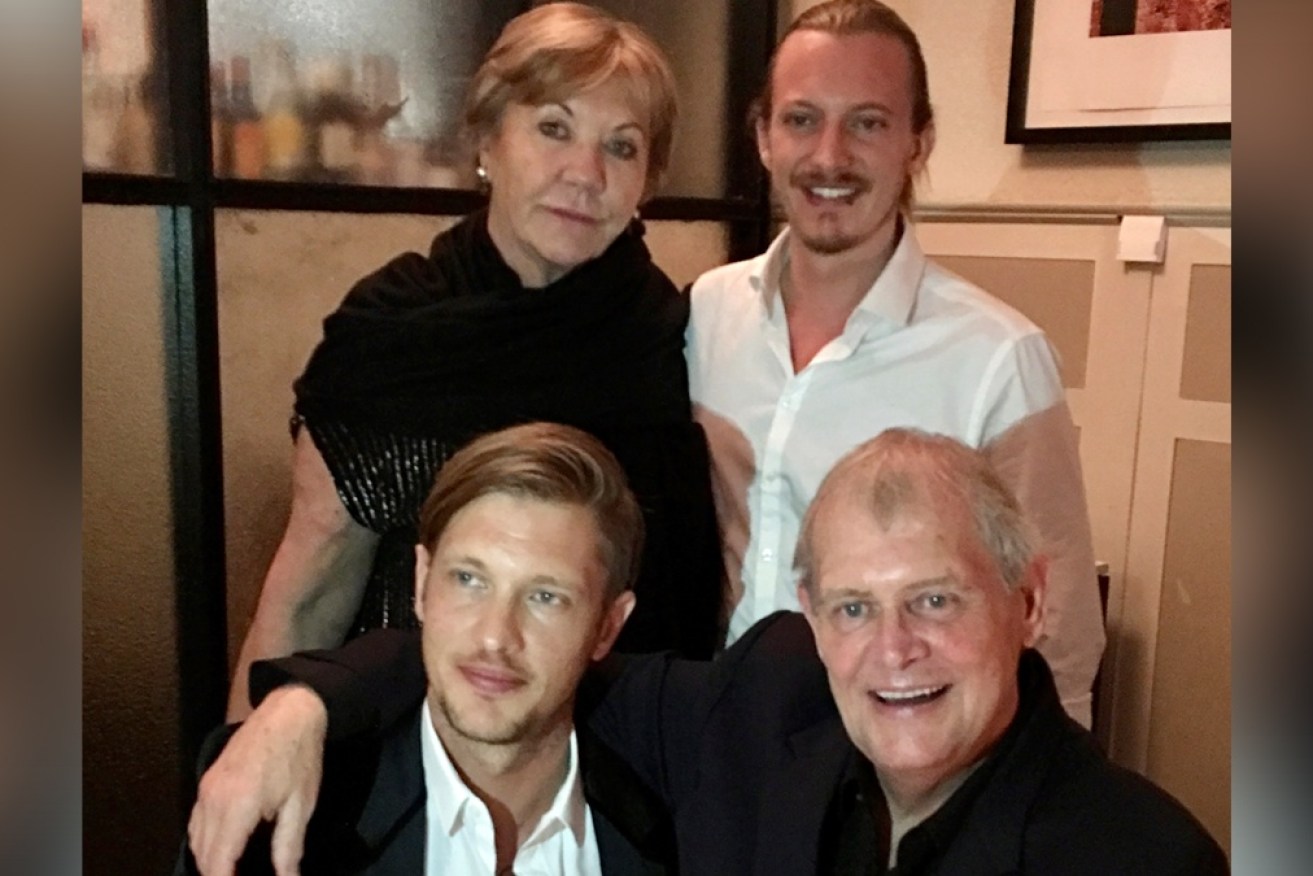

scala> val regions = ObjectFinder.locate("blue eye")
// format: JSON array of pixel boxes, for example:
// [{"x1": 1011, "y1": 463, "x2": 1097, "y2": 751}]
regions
[
  {"x1": 529, "y1": 589, "x2": 567, "y2": 608},
  {"x1": 825, "y1": 599, "x2": 874, "y2": 632},
  {"x1": 911, "y1": 591, "x2": 959, "y2": 617},
  {"x1": 830, "y1": 600, "x2": 871, "y2": 623}
]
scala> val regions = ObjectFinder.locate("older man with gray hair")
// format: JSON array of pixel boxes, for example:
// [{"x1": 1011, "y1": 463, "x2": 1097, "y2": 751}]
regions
[{"x1": 190, "y1": 428, "x2": 1226, "y2": 874}]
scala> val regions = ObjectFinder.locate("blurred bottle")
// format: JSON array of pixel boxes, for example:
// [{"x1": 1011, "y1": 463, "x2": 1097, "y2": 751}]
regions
[
  {"x1": 262, "y1": 41, "x2": 305, "y2": 181},
  {"x1": 358, "y1": 53, "x2": 404, "y2": 185},
  {"x1": 210, "y1": 62, "x2": 232, "y2": 177},
  {"x1": 377, "y1": 57, "x2": 430, "y2": 188},
  {"x1": 113, "y1": 75, "x2": 156, "y2": 174},
  {"x1": 82, "y1": 22, "x2": 123, "y2": 171},
  {"x1": 228, "y1": 55, "x2": 265, "y2": 179},
  {"x1": 423, "y1": 137, "x2": 469, "y2": 189},
  {"x1": 305, "y1": 54, "x2": 360, "y2": 184}
]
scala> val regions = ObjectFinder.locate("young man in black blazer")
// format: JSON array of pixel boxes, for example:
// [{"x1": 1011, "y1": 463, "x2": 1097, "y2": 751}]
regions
[{"x1": 183, "y1": 422, "x2": 674, "y2": 875}]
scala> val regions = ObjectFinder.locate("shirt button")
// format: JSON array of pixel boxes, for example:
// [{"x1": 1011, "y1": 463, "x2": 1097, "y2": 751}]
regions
[{"x1": 761, "y1": 548, "x2": 775, "y2": 562}]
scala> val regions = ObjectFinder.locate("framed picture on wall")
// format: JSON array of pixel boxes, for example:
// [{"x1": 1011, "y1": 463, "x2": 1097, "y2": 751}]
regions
[{"x1": 1006, "y1": 0, "x2": 1231, "y2": 143}]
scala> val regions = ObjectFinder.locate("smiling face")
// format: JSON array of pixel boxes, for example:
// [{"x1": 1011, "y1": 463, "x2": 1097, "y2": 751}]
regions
[
  {"x1": 414, "y1": 492, "x2": 634, "y2": 749},
  {"x1": 799, "y1": 490, "x2": 1043, "y2": 807},
  {"x1": 756, "y1": 29, "x2": 933, "y2": 258},
  {"x1": 480, "y1": 78, "x2": 651, "y2": 288}
]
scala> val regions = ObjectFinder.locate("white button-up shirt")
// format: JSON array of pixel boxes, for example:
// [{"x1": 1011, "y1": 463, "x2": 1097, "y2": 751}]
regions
[
  {"x1": 419, "y1": 700, "x2": 601, "y2": 876},
  {"x1": 687, "y1": 225, "x2": 1105, "y2": 724}
]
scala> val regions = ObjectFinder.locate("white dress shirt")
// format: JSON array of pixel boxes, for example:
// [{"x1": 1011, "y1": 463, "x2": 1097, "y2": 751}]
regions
[
  {"x1": 419, "y1": 700, "x2": 602, "y2": 876},
  {"x1": 686, "y1": 224, "x2": 1105, "y2": 725}
]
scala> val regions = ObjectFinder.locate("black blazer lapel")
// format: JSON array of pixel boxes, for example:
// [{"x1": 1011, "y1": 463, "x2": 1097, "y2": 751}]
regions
[
  {"x1": 580, "y1": 728, "x2": 677, "y2": 875},
  {"x1": 754, "y1": 718, "x2": 854, "y2": 876},
  {"x1": 329, "y1": 709, "x2": 427, "y2": 873}
]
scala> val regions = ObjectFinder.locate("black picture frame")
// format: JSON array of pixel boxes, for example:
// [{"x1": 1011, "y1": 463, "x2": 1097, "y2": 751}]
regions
[{"x1": 1006, "y1": 0, "x2": 1231, "y2": 144}]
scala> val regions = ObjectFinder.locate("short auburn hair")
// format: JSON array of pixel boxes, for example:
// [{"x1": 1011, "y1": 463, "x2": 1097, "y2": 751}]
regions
[
  {"x1": 463, "y1": 2, "x2": 678, "y2": 199},
  {"x1": 417, "y1": 422, "x2": 644, "y2": 600}
]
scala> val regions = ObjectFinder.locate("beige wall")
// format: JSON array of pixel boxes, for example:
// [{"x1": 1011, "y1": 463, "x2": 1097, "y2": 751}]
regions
[
  {"x1": 1114, "y1": 233, "x2": 1231, "y2": 853},
  {"x1": 1149, "y1": 438, "x2": 1231, "y2": 851},
  {"x1": 83, "y1": 204, "x2": 183, "y2": 874},
  {"x1": 789, "y1": 0, "x2": 1231, "y2": 211}
]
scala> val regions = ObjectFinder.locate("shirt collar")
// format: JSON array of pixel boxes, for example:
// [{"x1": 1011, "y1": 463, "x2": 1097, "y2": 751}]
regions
[
  {"x1": 419, "y1": 700, "x2": 590, "y2": 847},
  {"x1": 748, "y1": 228, "x2": 790, "y2": 310},
  {"x1": 749, "y1": 219, "x2": 926, "y2": 330},
  {"x1": 420, "y1": 699, "x2": 478, "y2": 837},
  {"x1": 526, "y1": 729, "x2": 590, "y2": 848}
]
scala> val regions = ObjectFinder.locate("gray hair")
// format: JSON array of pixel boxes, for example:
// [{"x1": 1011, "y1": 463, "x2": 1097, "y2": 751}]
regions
[{"x1": 795, "y1": 428, "x2": 1036, "y2": 594}]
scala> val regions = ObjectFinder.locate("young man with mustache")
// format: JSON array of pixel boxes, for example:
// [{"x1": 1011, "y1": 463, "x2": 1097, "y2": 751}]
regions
[
  {"x1": 183, "y1": 423, "x2": 673, "y2": 875},
  {"x1": 688, "y1": 0, "x2": 1105, "y2": 726}
]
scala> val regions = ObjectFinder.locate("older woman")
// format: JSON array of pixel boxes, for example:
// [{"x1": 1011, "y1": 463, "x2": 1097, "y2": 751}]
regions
[{"x1": 228, "y1": 3, "x2": 723, "y2": 716}]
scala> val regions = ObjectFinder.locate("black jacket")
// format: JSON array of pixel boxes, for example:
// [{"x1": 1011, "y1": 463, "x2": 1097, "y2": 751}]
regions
[{"x1": 177, "y1": 703, "x2": 673, "y2": 875}]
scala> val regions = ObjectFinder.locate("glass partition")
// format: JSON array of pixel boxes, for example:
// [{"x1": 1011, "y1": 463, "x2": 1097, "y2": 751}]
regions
[
  {"x1": 204, "y1": 0, "x2": 747, "y2": 196},
  {"x1": 207, "y1": 0, "x2": 521, "y2": 187}
]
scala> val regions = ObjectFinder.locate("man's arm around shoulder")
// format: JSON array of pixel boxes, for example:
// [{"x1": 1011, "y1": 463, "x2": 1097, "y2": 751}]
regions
[
  {"x1": 186, "y1": 686, "x2": 327, "y2": 876},
  {"x1": 187, "y1": 628, "x2": 423, "y2": 875}
]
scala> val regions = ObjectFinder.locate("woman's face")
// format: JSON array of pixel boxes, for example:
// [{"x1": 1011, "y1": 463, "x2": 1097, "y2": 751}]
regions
[{"x1": 480, "y1": 78, "x2": 651, "y2": 288}]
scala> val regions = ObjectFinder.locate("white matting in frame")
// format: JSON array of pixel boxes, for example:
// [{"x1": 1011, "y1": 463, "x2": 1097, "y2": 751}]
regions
[{"x1": 1008, "y1": 0, "x2": 1231, "y2": 142}]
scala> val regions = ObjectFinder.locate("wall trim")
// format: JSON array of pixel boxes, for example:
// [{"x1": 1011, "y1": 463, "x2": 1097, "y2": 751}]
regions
[{"x1": 911, "y1": 202, "x2": 1232, "y2": 227}]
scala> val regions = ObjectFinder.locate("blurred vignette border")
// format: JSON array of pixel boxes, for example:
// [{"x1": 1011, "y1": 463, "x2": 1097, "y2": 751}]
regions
[
  {"x1": 0, "y1": 0, "x2": 81, "y2": 871},
  {"x1": 42, "y1": 0, "x2": 1313, "y2": 871},
  {"x1": 1231, "y1": 1, "x2": 1313, "y2": 872}
]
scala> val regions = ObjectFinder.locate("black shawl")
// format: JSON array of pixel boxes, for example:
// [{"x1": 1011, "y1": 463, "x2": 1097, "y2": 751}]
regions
[
  {"x1": 295, "y1": 209, "x2": 691, "y2": 438},
  {"x1": 290, "y1": 210, "x2": 724, "y2": 657}
]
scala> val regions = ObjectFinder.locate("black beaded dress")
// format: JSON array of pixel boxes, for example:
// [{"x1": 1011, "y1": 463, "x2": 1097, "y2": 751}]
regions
[{"x1": 290, "y1": 211, "x2": 724, "y2": 658}]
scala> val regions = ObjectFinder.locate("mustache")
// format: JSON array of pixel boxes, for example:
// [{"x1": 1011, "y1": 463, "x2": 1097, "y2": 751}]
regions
[
  {"x1": 789, "y1": 168, "x2": 873, "y2": 193},
  {"x1": 460, "y1": 650, "x2": 531, "y2": 678}
]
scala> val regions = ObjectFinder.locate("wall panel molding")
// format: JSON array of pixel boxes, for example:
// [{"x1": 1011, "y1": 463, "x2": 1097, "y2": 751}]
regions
[{"x1": 913, "y1": 202, "x2": 1232, "y2": 228}]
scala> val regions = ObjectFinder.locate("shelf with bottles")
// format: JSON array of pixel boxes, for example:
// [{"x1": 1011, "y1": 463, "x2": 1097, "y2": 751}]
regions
[
  {"x1": 82, "y1": 14, "x2": 170, "y2": 176},
  {"x1": 83, "y1": 0, "x2": 773, "y2": 211},
  {"x1": 209, "y1": 39, "x2": 478, "y2": 190}
]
